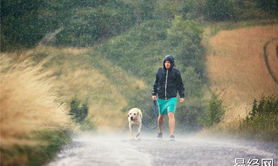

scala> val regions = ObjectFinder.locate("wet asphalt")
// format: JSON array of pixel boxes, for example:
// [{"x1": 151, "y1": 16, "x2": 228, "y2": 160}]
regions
[{"x1": 46, "y1": 133, "x2": 278, "y2": 166}]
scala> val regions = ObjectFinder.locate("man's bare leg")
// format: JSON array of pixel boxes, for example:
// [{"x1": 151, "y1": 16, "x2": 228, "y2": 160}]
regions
[
  {"x1": 158, "y1": 114, "x2": 164, "y2": 133},
  {"x1": 168, "y1": 112, "x2": 175, "y2": 135}
]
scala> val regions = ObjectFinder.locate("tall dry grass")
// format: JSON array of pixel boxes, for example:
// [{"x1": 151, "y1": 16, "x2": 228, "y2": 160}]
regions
[
  {"x1": 25, "y1": 45, "x2": 143, "y2": 132},
  {"x1": 39, "y1": 48, "x2": 130, "y2": 132},
  {"x1": 0, "y1": 55, "x2": 71, "y2": 146},
  {"x1": 85, "y1": 55, "x2": 146, "y2": 132},
  {"x1": 37, "y1": 46, "x2": 146, "y2": 132},
  {"x1": 0, "y1": 45, "x2": 147, "y2": 136},
  {"x1": 206, "y1": 25, "x2": 278, "y2": 127}
]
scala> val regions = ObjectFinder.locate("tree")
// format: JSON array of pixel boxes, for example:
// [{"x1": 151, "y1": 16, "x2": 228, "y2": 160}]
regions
[
  {"x1": 203, "y1": 0, "x2": 235, "y2": 21},
  {"x1": 167, "y1": 15, "x2": 205, "y2": 76}
]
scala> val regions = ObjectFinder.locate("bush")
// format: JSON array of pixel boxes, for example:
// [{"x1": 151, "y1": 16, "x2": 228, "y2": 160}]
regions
[
  {"x1": 69, "y1": 97, "x2": 88, "y2": 123},
  {"x1": 200, "y1": 93, "x2": 224, "y2": 127},
  {"x1": 248, "y1": 96, "x2": 278, "y2": 119},
  {"x1": 238, "y1": 96, "x2": 278, "y2": 141}
]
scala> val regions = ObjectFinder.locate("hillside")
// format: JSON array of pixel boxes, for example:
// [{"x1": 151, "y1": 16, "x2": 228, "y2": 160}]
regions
[
  {"x1": 206, "y1": 25, "x2": 278, "y2": 125},
  {"x1": 0, "y1": 46, "x2": 148, "y2": 134}
]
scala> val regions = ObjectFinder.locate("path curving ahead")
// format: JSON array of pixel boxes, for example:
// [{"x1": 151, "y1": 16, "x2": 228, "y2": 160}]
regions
[{"x1": 46, "y1": 133, "x2": 278, "y2": 166}]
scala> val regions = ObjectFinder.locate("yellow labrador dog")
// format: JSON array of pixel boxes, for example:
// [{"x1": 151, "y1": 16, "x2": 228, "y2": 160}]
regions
[{"x1": 128, "y1": 108, "x2": 142, "y2": 139}]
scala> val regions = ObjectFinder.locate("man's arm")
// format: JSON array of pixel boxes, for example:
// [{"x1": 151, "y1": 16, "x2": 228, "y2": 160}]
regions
[{"x1": 176, "y1": 70, "x2": 185, "y2": 103}]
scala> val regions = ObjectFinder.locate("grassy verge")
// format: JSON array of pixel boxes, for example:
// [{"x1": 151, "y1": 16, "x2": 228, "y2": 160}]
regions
[
  {"x1": 236, "y1": 115, "x2": 278, "y2": 142},
  {"x1": 235, "y1": 96, "x2": 278, "y2": 141},
  {"x1": 201, "y1": 96, "x2": 278, "y2": 142},
  {"x1": 0, "y1": 130, "x2": 71, "y2": 166},
  {"x1": 0, "y1": 51, "x2": 73, "y2": 165}
]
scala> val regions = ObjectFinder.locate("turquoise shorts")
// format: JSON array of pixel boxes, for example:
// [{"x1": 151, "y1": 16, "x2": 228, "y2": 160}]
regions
[{"x1": 157, "y1": 97, "x2": 177, "y2": 115}]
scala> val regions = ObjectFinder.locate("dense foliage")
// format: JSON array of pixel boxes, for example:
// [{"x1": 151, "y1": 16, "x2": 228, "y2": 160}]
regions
[
  {"x1": 248, "y1": 96, "x2": 278, "y2": 119},
  {"x1": 69, "y1": 97, "x2": 88, "y2": 123},
  {"x1": 2, "y1": 0, "x2": 277, "y2": 51},
  {"x1": 239, "y1": 96, "x2": 278, "y2": 140},
  {"x1": 1, "y1": 0, "x2": 136, "y2": 50}
]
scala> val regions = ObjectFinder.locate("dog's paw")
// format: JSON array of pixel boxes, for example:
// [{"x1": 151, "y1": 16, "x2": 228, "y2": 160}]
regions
[{"x1": 136, "y1": 132, "x2": 141, "y2": 137}]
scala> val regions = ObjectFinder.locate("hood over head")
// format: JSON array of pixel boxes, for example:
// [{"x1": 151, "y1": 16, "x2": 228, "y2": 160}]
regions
[{"x1": 163, "y1": 55, "x2": 175, "y2": 70}]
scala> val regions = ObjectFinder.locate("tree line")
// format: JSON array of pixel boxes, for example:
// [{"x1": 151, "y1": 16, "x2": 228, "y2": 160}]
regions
[{"x1": 1, "y1": 0, "x2": 277, "y2": 51}]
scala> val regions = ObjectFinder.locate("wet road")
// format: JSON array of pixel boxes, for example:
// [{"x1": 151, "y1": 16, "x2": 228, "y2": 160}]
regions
[{"x1": 46, "y1": 133, "x2": 278, "y2": 166}]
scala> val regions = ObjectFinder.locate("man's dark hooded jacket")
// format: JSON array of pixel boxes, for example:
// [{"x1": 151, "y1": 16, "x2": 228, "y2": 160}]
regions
[{"x1": 152, "y1": 56, "x2": 185, "y2": 100}]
